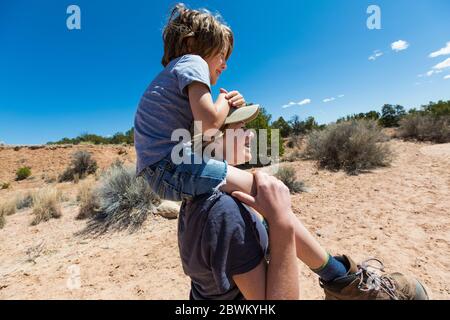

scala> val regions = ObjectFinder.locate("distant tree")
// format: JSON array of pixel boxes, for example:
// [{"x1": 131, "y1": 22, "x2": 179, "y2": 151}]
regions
[
  {"x1": 421, "y1": 100, "x2": 450, "y2": 116},
  {"x1": 289, "y1": 115, "x2": 319, "y2": 135},
  {"x1": 337, "y1": 111, "x2": 380, "y2": 123},
  {"x1": 271, "y1": 116, "x2": 292, "y2": 138},
  {"x1": 379, "y1": 104, "x2": 406, "y2": 127}
]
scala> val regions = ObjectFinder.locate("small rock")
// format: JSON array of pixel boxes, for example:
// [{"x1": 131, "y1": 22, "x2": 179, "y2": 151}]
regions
[{"x1": 157, "y1": 201, "x2": 180, "y2": 219}]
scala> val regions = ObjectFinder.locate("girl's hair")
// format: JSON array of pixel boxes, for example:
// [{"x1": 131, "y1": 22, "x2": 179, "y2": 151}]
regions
[{"x1": 161, "y1": 3, "x2": 234, "y2": 67}]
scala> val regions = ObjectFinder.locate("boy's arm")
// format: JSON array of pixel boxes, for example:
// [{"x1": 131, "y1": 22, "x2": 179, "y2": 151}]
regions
[{"x1": 188, "y1": 82, "x2": 230, "y2": 135}]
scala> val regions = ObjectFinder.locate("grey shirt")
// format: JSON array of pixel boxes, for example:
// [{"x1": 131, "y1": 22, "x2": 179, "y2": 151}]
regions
[
  {"x1": 134, "y1": 54, "x2": 211, "y2": 175},
  {"x1": 178, "y1": 191, "x2": 269, "y2": 300}
]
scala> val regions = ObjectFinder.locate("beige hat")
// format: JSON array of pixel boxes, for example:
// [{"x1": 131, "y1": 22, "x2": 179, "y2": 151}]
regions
[{"x1": 224, "y1": 104, "x2": 260, "y2": 125}]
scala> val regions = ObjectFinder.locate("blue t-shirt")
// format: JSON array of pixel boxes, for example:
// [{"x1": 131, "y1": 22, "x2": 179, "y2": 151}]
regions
[
  {"x1": 134, "y1": 54, "x2": 212, "y2": 175},
  {"x1": 178, "y1": 191, "x2": 269, "y2": 300}
]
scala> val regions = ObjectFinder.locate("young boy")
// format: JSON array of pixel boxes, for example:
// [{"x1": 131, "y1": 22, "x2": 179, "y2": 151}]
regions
[{"x1": 134, "y1": 3, "x2": 257, "y2": 202}]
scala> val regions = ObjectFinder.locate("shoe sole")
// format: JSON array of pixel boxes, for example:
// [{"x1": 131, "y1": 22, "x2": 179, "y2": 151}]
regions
[{"x1": 415, "y1": 280, "x2": 432, "y2": 300}]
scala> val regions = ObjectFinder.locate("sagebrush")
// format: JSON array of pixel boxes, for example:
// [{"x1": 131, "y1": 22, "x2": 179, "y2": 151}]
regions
[
  {"x1": 15, "y1": 192, "x2": 34, "y2": 210},
  {"x1": 304, "y1": 120, "x2": 392, "y2": 174},
  {"x1": 275, "y1": 166, "x2": 306, "y2": 194},
  {"x1": 398, "y1": 114, "x2": 450, "y2": 143},
  {"x1": 80, "y1": 162, "x2": 160, "y2": 235},
  {"x1": 59, "y1": 151, "x2": 98, "y2": 182}
]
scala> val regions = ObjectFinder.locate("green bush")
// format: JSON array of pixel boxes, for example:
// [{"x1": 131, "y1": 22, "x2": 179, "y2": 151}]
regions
[
  {"x1": 59, "y1": 151, "x2": 98, "y2": 182},
  {"x1": 305, "y1": 120, "x2": 391, "y2": 174},
  {"x1": 275, "y1": 166, "x2": 306, "y2": 193},
  {"x1": 398, "y1": 114, "x2": 450, "y2": 143},
  {"x1": 16, "y1": 167, "x2": 31, "y2": 181}
]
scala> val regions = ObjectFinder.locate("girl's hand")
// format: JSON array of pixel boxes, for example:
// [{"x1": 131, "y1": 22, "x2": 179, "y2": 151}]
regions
[{"x1": 220, "y1": 88, "x2": 246, "y2": 108}]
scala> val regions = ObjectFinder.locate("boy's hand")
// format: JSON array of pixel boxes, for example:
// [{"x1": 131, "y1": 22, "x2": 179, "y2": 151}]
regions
[{"x1": 220, "y1": 88, "x2": 246, "y2": 108}]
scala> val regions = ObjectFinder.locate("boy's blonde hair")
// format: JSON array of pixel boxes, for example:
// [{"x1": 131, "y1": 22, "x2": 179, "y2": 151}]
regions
[{"x1": 161, "y1": 3, "x2": 234, "y2": 67}]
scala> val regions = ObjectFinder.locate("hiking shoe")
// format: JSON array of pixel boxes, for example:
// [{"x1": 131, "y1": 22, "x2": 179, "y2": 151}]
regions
[{"x1": 320, "y1": 255, "x2": 430, "y2": 300}]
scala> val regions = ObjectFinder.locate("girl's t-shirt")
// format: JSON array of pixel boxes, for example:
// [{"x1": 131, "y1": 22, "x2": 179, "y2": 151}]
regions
[{"x1": 134, "y1": 54, "x2": 211, "y2": 175}]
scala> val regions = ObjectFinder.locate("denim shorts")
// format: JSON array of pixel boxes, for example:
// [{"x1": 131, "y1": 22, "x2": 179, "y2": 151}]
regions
[{"x1": 141, "y1": 151, "x2": 228, "y2": 201}]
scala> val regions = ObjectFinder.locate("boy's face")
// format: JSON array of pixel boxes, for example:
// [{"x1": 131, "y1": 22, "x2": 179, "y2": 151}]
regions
[{"x1": 204, "y1": 50, "x2": 227, "y2": 86}]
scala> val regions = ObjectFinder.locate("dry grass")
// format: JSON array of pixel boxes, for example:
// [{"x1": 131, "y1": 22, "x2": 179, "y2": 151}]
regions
[
  {"x1": 76, "y1": 179, "x2": 99, "y2": 220},
  {"x1": 31, "y1": 187, "x2": 62, "y2": 226},
  {"x1": 0, "y1": 199, "x2": 16, "y2": 216}
]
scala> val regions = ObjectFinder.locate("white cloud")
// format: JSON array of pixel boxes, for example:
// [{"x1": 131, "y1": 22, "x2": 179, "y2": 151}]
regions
[
  {"x1": 323, "y1": 97, "x2": 335, "y2": 103},
  {"x1": 282, "y1": 99, "x2": 311, "y2": 108},
  {"x1": 338, "y1": 94, "x2": 345, "y2": 98},
  {"x1": 429, "y1": 42, "x2": 450, "y2": 58},
  {"x1": 418, "y1": 69, "x2": 443, "y2": 78},
  {"x1": 298, "y1": 99, "x2": 311, "y2": 106},
  {"x1": 368, "y1": 50, "x2": 383, "y2": 61},
  {"x1": 432, "y1": 57, "x2": 450, "y2": 70},
  {"x1": 444, "y1": 75, "x2": 450, "y2": 80},
  {"x1": 391, "y1": 40, "x2": 409, "y2": 52}
]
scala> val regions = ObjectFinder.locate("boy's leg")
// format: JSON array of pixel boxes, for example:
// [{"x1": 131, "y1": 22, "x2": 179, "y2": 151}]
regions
[
  {"x1": 225, "y1": 167, "x2": 429, "y2": 300},
  {"x1": 221, "y1": 167, "x2": 342, "y2": 276}
]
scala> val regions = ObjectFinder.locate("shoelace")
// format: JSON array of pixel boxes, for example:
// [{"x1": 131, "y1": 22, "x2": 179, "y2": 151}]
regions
[{"x1": 355, "y1": 258, "x2": 399, "y2": 300}]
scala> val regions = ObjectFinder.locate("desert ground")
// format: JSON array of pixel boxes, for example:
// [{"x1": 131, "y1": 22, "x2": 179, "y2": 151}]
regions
[{"x1": 0, "y1": 140, "x2": 449, "y2": 299}]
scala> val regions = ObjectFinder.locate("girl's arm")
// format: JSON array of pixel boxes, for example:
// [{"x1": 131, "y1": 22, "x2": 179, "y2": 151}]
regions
[{"x1": 188, "y1": 82, "x2": 230, "y2": 135}]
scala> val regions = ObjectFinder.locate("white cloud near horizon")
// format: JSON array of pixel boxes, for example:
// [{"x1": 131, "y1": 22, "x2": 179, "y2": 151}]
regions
[
  {"x1": 282, "y1": 99, "x2": 311, "y2": 108},
  {"x1": 429, "y1": 42, "x2": 450, "y2": 58},
  {"x1": 323, "y1": 97, "x2": 335, "y2": 103},
  {"x1": 444, "y1": 75, "x2": 450, "y2": 80},
  {"x1": 432, "y1": 57, "x2": 450, "y2": 70},
  {"x1": 338, "y1": 94, "x2": 345, "y2": 98},
  {"x1": 391, "y1": 40, "x2": 409, "y2": 52},
  {"x1": 368, "y1": 50, "x2": 383, "y2": 61}
]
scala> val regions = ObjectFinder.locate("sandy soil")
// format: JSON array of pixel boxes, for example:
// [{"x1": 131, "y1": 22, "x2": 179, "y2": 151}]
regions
[{"x1": 0, "y1": 140, "x2": 449, "y2": 299}]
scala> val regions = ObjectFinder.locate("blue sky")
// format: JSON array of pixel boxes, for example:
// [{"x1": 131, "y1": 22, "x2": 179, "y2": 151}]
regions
[{"x1": 1, "y1": 0, "x2": 449, "y2": 144}]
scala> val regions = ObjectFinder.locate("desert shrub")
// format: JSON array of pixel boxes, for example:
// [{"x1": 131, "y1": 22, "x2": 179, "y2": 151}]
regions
[
  {"x1": 398, "y1": 114, "x2": 450, "y2": 143},
  {"x1": 16, "y1": 167, "x2": 31, "y2": 181},
  {"x1": 282, "y1": 149, "x2": 302, "y2": 162},
  {"x1": 59, "y1": 151, "x2": 98, "y2": 182},
  {"x1": 0, "y1": 212, "x2": 5, "y2": 229},
  {"x1": 304, "y1": 120, "x2": 391, "y2": 174},
  {"x1": 15, "y1": 192, "x2": 34, "y2": 210},
  {"x1": 286, "y1": 135, "x2": 303, "y2": 149},
  {"x1": 80, "y1": 162, "x2": 160, "y2": 235},
  {"x1": 31, "y1": 188, "x2": 62, "y2": 225},
  {"x1": 1, "y1": 182, "x2": 10, "y2": 189},
  {"x1": 0, "y1": 199, "x2": 16, "y2": 216},
  {"x1": 76, "y1": 180, "x2": 99, "y2": 220},
  {"x1": 275, "y1": 166, "x2": 306, "y2": 194}
]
